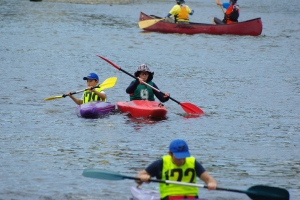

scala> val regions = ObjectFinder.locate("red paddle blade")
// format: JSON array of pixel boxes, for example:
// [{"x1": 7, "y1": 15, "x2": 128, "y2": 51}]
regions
[
  {"x1": 96, "y1": 55, "x2": 121, "y2": 70},
  {"x1": 180, "y1": 102, "x2": 204, "y2": 115}
]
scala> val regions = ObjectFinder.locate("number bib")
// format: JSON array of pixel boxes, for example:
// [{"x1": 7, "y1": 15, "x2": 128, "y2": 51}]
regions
[{"x1": 160, "y1": 155, "x2": 198, "y2": 198}]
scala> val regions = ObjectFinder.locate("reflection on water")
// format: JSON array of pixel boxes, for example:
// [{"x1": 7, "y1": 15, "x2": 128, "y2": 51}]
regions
[{"x1": 124, "y1": 114, "x2": 168, "y2": 130}]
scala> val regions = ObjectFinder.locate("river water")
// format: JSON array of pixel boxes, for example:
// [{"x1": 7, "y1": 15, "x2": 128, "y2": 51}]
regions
[{"x1": 0, "y1": 0, "x2": 299, "y2": 199}]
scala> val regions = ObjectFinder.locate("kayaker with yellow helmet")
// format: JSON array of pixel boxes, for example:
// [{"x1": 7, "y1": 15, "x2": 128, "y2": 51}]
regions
[
  {"x1": 165, "y1": 0, "x2": 194, "y2": 24},
  {"x1": 67, "y1": 72, "x2": 107, "y2": 105},
  {"x1": 126, "y1": 64, "x2": 170, "y2": 102},
  {"x1": 135, "y1": 139, "x2": 217, "y2": 200}
]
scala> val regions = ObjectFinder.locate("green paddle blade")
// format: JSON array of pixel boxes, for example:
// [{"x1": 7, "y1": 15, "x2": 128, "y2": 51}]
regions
[
  {"x1": 82, "y1": 169, "x2": 125, "y2": 181},
  {"x1": 247, "y1": 185, "x2": 290, "y2": 200}
]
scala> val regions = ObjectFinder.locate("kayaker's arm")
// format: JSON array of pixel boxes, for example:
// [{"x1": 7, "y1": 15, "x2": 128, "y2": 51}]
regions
[
  {"x1": 165, "y1": 13, "x2": 172, "y2": 18},
  {"x1": 136, "y1": 159, "x2": 162, "y2": 185},
  {"x1": 126, "y1": 80, "x2": 139, "y2": 94},
  {"x1": 88, "y1": 87, "x2": 107, "y2": 100},
  {"x1": 199, "y1": 171, "x2": 217, "y2": 190},
  {"x1": 215, "y1": 0, "x2": 222, "y2": 6},
  {"x1": 152, "y1": 83, "x2": 170, "y2": 103},
  {"x1": 67, "y1": 93, "x2": 83, "y2": 105},
  {"x1": 95, "y1": 91, "x2": 106, "y2": 100},
  {"x1": 135, "y1": 170, "x2": 151, "y2": 185},
  {"x1": 215, "y1": 0, "x2": 230, "y2": 9}
]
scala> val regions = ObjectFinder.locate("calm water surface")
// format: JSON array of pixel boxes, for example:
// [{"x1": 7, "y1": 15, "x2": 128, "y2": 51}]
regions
[{"x1": 0, "y1": 0, "x2": 299, "y2": 199}]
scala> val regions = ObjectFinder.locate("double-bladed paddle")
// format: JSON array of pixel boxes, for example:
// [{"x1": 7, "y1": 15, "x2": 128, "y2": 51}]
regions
[
  {"x1": 82, "y1": 169, "x2": 290, "y2": 200},
  {"x1": 44, "y1": 77, "x2": 117, "y2": 101},
  {"x1": 96, "y1": 55, "x2": 204, "y2": 115}
]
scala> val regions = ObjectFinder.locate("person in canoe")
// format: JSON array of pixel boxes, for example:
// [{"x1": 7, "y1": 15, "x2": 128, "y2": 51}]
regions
[
  {"x1": 126, "y1": 64, "x2": 170, "y2": 102},
  {"x1": 135, "y1": 139, "x2": 217, "y2": 200},
  {"x1": 67, "y1": 72, "x2": 107, "y2": 105},
  {"x1": 165, "y1": 0, "x2": 194, "y2": 24},
  {"x1": 213, "y1": 0, "x2": 240, "y2": 25}
]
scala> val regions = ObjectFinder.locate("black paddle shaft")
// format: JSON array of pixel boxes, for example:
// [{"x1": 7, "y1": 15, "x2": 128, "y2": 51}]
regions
[
  {"x1": 61, "y1": 85, "x2": 99, "y2": 98},
  {"x1": 122, "y1": 175, "x2": 165, "y2": 184}
]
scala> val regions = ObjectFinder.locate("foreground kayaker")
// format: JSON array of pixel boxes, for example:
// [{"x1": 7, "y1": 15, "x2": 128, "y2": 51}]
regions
[
  {"x1": 213, "y1": 0, "x2": 240, "y2": 25},
  {"x1": 126, "y1": 64, "x2": 170, "y2": 102},
  {"x1": 67, "y1": 72, "x2": 107, "y2": 105},
  {"x1": 165, "y1": 0, "x2": 194, "y2": 24},
  {"x1": 135, "y1": 139, "x2": 217, "y2": 200}
]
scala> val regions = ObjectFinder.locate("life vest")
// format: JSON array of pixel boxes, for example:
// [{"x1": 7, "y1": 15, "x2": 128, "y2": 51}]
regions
[
  {"x1": 129, "y1": 80, "x2": 155, "y2": 101},
  {"x1": 82, "y1": 87, "x2": 106, "y2": 104},
  {"x1": 159, "y1": 155, "x2": 198, "y2": 199},
  {"x1": 177, "y1": 5, "x2": 189, "y2": 22},
  {"x1": 224, "y1": 4, "x2": 239, "y2": 24}
]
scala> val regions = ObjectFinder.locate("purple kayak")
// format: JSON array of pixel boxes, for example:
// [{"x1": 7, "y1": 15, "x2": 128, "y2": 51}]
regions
[
  {"x1": 130, "y1": 186, "x2": 207, "y2": 200},
  {"x1": 76, "y1": 101, "x2": 115, "y2": 118}
]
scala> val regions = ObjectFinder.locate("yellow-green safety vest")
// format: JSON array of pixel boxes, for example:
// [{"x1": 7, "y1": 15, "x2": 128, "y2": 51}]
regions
[
  {"x1": 160, "y1": 155, "x2": 198, "y2": 198},
  {"x1": 82, "y1": 88, "x2": 106, "y2": 104}
]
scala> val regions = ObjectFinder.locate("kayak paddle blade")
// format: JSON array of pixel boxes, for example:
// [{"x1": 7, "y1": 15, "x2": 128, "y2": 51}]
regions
[
  {"x1": 180, "y1": 102, "x2": 204, "y2": 115},
  {"x1": 247, "y1": 185, "x2": 290, "y2": 200},
  {"x1": 99, "y1": 77, "x2": 117, "y2": 90},
  {"x1": 44, "y1": 96, "x2": 63, "y2": 101},
  {"x1": 82, "y1": 169, "x2": 125, "y2": 181}
]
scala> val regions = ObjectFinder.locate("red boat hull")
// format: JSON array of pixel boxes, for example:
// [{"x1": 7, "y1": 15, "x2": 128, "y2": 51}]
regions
[
  {"x1": 139, "y1": 12, "x2": 262, "y2": 36},
  {"x1": 117, "y1": 100, "x2": 167, "y2": 119}
]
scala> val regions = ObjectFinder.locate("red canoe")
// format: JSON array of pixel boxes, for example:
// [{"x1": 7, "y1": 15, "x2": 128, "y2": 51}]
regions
[
  {"x1": 117, "y1": 100, "x2": 167, "y2": 119},
  {"x1": 139, "y1": 12, "x2": 262, "y2": 36}
]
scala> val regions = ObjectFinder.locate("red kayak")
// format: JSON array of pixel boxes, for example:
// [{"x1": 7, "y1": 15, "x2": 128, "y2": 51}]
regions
[{"x1": 117, "y1": 100, "x2": 167, "y2": 119}]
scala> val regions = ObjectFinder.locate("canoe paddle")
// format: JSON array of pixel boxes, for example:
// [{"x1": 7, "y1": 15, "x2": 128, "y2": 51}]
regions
[
  {"x1": 219, "y1": 5, "x2": 225, "y2": 14},
  {"x1": 138, "y1": 18, "x2": 165, "y2": 29},
  {"x1": 44, "y1": 77, "x2": 117, "y2": 101},
  {"x1": 96, "y1": 55, "x2": 204, "y2": 115},
  {"x1": 215, "y1": 0, "x2": 225, "y2": 13},
  {"x1": 82, "y1": 169, "x2": 289, "y2": 200}
]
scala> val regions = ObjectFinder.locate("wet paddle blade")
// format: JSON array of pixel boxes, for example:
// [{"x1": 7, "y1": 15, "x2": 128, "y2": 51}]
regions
[
  {"x1": 138, "y1": 18, "x2": 164, "y2": 29},
  {"x1": 247, "y1": 185, "x2": 290, "y2": 200},
  {"x1": 82, "y1": 169, "x2": 126, "y2": 181},
  {"x1": 180, "y1": 102, "x2": 204, "y2": 115},
  {"x1": 99, "y1": 77, "x2": 117, "y2": 90},
  {"x1": 44, "y1": 96, "x2": 63, "y2": 101}
]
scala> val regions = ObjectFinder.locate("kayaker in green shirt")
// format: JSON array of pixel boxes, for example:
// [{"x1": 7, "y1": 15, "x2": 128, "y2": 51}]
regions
[
  {"x1": 126, "y1": 64, "x2": 170, "y2": 102},
  {"x1": 67, "y1": 72, "x2": 107, "y2": 105},
  {"x1": 135, "y1": 139, "x2": 217, "y2": 200}
]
